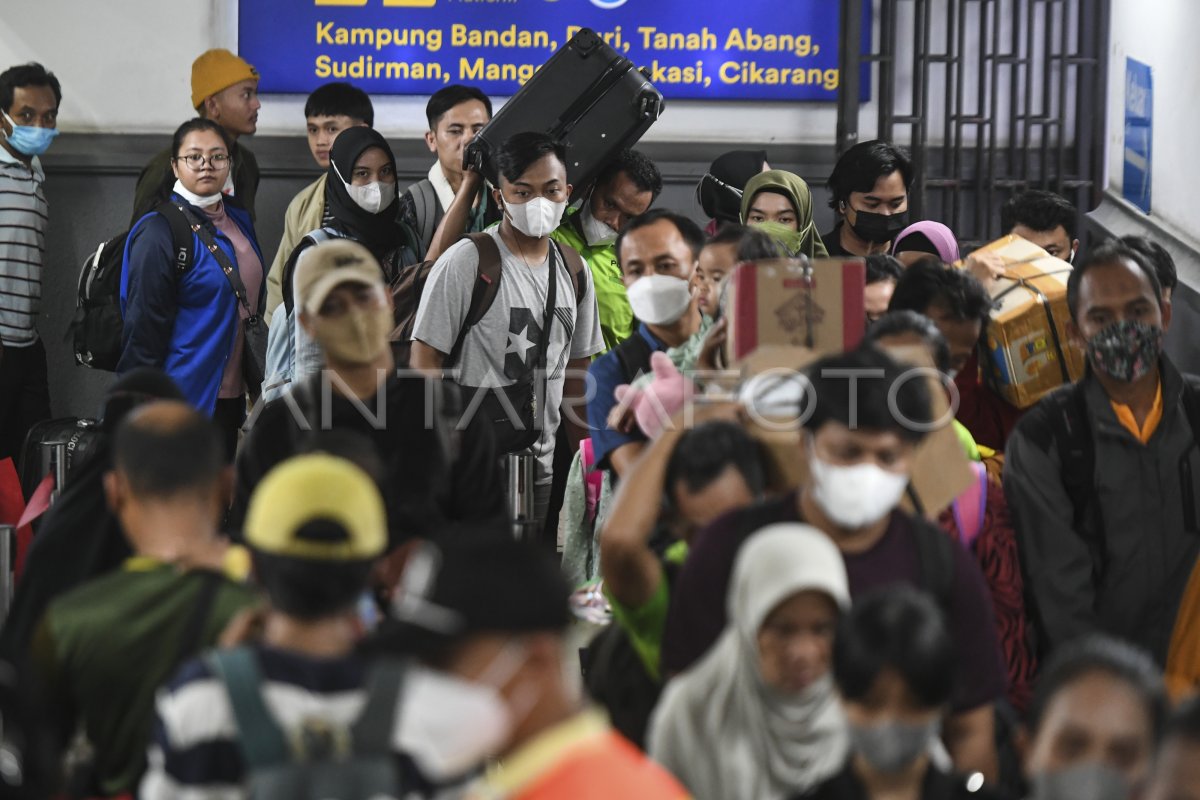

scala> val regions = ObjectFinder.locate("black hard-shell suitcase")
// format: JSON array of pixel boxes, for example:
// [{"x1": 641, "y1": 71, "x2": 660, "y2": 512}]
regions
[
  {"x1": 465, "y1": 27, "x2": 664, "y2": 202},
  {"x1": 18, "y1": 418, "x2": 102, "y2": 500}
]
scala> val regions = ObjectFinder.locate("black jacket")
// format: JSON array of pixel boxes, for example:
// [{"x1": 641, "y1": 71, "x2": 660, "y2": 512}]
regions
[{"x1": 231, "y1": 374, "x2": 507, "y2": 548}]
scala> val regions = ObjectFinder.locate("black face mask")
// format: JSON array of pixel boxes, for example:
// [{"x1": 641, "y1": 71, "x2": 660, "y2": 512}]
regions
[{"x1": 849, "y1": 208, "x2": 909, "y2": 244}]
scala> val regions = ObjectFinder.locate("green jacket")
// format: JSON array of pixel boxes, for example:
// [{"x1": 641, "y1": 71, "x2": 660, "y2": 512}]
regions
[
  {"x1": 551, "y1": 209, "x2": 631, "y2": 352},
  {"x1": 131, "y1": 141, "x2": 260, "y2": 226},
  {"x1": 31, "y1": 560, "x2": 257, "y2": 794}
]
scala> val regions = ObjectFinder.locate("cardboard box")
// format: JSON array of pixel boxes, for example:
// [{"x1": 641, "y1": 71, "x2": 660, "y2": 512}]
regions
[
  {"x1": 960, "y1": 235, "x2": 1086, "y2": 408},
  {"x1": 724, "y1": 258, "x2": 867, "y2": 364},
  {"x1": 736, "y1": 344, "x2": 973, "y2": 518}
]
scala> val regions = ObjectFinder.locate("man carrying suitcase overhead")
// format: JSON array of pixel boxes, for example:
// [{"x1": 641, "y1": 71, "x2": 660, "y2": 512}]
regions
[
  {"x1": 550, "y1": 149, "x2": 662, "y2": 352},
  {"x1": 412, "y1": 132, "x2": 604, "y2": 540}
]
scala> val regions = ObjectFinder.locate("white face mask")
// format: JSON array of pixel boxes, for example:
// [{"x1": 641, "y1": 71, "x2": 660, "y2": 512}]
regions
[
  {"x1": 627, "y1": 274, "x2": 693, "y2": 326},
  {"x1": 347, "y1": 179, "x2": 396, "y2": 215},
  {"x1": 581, "y1": 193, "x2": 619, "y2": 247},
  {"x1": 171, "y1": 178, "x2": 223, "y2": 209},
  {"x1": 505, "y1": 195, "x2": 566, "y2": 239},
  {"x1": 396, "y1": 641, "x2": 535, "y2": 783},
  {"x1": 395, "y1": 664, "x2": 514, "y2": 782},
  {"x1": 333, "y1": 161, "x2": 396, "y2": 215},
  {"x1": 808, "y1": 446, "x2": 910, "y2": 529}
]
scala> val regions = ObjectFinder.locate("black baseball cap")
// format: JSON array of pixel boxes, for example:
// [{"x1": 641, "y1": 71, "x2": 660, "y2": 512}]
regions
[{"x1": 363, "y1": 532, "x2": 571, "y2": 657}]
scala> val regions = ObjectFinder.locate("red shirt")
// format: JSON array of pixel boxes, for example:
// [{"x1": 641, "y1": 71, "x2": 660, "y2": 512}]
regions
[{"x1": 953, "y1": 349, "x2": 1026, "y2": 451}]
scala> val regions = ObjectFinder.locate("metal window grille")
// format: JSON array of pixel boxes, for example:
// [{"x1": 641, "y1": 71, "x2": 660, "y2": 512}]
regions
[{"x1": 838, "y1": 0, "x2": 1110, "y2": 248}]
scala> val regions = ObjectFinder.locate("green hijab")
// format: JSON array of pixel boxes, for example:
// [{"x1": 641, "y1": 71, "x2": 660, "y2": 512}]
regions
[{"x1": 740, "y1": 169, "x2": 829, "y2": 259}]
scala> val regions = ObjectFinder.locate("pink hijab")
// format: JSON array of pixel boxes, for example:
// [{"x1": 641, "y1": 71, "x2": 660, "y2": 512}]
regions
[{"x1": 892, "y1": 221, "x2": 961, "y2": 263}]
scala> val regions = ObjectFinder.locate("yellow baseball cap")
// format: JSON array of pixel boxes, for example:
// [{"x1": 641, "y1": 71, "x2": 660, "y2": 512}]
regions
[
  {"x1": 293, "y1": 238, "x2": 385, "y2": 317},
  {"x1": 245, "y1": 454, "x2": 386, "y2": 561},
  {"x1": 191, "y1": 49, "x2": 259, "y2": 110}
]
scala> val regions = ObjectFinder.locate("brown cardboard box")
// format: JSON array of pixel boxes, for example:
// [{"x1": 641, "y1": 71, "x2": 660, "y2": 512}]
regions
[
  {"x1": 959, "y1": 235, "x2": 1086, "y2": 408},
  {"x1": 735, "y1": 344, "x2": 973, "y2": 518},
  {"x1": 724, "y1": 258, "x2": 867, "y2": 364}
]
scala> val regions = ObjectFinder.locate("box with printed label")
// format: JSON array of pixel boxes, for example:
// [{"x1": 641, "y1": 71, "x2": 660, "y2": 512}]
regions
[
  {"x1": 960, "y1": 235, "x2": 1086, "y2": 409},
  {"x1": 724, "y1": 258, "x2": 867, "y2": 364}
]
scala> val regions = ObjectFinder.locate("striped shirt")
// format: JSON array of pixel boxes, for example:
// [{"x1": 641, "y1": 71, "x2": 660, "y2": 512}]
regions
[
  {"x1": 141, "y1": 645, "x2": 369, "y2": 799},
  {"x1": 0, "y1": 146, "x2": 47, "y2": 347}
]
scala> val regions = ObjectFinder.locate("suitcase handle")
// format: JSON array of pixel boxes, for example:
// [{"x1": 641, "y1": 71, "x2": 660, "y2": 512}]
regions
[{"x1": 550, "y1": 59, "x2": 634, "y2": 141}]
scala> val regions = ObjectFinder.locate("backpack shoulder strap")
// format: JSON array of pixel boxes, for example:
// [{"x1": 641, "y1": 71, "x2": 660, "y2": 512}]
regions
[
  {"x1": 410, "y1": 180, "x2": 440, "y2": 254},
  {"x1": 613, "y1": 331, "x2": 654, "y2": 384},
  {"x1": 1180, "y1": 375, "x2": 1200, "y2": 444},
  {"x1": 447, "y1": 233, "x2": 503, "y2": 367},
  {"x1": 555, "y1": 241, "x2": 588, "y2": 306},
  {"x1": 205, "y1": 646, "x2": 291, "y2": 769},
  {"x1": 912, "y1": 518, "x2": 957, "y2": 614},
  {"x1": 153, "y1": 201, "x2": 193, "y2": 274},
  {"x1": 349, "y1": 659, "x2": 407, "y2": 756}
]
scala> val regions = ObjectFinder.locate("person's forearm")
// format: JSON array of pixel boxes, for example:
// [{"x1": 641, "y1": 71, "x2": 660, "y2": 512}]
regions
[
  {"x1": 601, "y1": 429, "x2": 682, "y2": 607},
  {"x1": 410, "y1": 340, "x2": 446, "y2": 378},
  {"x1": 427, "y1": 172, "x2": 483, "y2": 262}
]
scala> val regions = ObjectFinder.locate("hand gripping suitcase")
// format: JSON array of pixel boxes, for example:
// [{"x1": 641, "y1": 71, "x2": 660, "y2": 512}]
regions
[{"x1": 464, "y1": 28, "x2": 664, "y2": 203}]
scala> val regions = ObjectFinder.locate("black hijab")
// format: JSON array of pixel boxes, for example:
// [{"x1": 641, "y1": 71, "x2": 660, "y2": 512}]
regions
[
  {"x1": 697, "y1": 149, "x2": 769, "y2": 224},
  {"x1": 326, "y1": 127, "x2": 404, "y2": 257}
]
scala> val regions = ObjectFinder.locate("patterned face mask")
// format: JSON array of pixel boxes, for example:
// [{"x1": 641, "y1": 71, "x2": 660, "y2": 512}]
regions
[{"x1": 1085, "y1": 319, "x2": 1163, "y2": 382}]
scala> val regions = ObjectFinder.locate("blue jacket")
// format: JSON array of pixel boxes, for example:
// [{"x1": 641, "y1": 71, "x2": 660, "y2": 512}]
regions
[{"x1": 118, "y1": 195, "x2": 265, "y2": 414}]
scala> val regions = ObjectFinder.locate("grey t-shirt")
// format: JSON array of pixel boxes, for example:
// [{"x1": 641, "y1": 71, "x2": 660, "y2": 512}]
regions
[{"x1": 412, "y1": 227, "x2": 603, "y2": 480}]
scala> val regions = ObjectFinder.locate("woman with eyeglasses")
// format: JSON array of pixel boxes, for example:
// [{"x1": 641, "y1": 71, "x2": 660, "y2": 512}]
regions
[{"x1": 118, "y1": 117, "x2": 265, "y2": 459}]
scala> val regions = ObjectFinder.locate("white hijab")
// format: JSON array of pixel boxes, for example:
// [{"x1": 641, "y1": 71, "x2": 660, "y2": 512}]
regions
[{"x1": 649, "y1": 524, "x2": 851, "y2": 800}]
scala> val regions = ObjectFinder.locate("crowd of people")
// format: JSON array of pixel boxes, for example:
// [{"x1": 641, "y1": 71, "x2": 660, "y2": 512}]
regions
[{"x1": 0, "y1": 46, "x2": 1198, "y2": 800}]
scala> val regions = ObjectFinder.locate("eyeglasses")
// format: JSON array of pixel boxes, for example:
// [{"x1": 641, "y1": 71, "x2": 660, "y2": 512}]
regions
[{"x1": 174, "y1": 153, "x2": 231, "y2": 171}]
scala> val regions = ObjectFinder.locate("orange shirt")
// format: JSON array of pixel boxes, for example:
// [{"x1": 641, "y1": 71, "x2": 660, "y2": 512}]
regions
[
  {"x1": 1110, "y1": 381, "x2": 1164, "y2": 444},
  {"x1": 469, "y1": 710, "x2": 689, "y2": 800}
]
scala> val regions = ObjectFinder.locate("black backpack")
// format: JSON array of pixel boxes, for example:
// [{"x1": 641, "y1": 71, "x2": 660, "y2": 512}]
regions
[{"x1": 69, "y1": 203, "x2": 192, "y2": 371}]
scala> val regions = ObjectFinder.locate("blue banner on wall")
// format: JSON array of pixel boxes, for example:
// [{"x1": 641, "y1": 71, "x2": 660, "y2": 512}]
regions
[
  {"x1": 237, "y1": 0, "x2": 870, "y2": 102},
  {"x1": 1122, "y1": 58, "x2": 1152, "y2": 215}
]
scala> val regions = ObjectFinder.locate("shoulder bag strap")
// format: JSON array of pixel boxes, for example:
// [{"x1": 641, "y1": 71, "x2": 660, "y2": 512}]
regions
[
  {"x1": 349, "y1": 659, "x2": 407, "y2": 756},
  {"x1": 176, "y1": 204, "x2": 260, "y2": 326},
  {"x1": 205, "y1": 646, "x2": 292, "y2": 768},
  {"x1": 535, "y1": 242, "x2": 561, "y2": 374}
]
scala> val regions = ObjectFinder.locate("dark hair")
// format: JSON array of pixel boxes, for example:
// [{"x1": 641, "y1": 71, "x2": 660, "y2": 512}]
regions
[
  {"x1": 1027, "y1": 634, "x2": 1167, "y2": 743},
  {"x1": 616, "y1": 208, "x2": 706, "y2": 262},
  {"x1": 802, "y1": 346, "x2": 933, "y2": 444},
  {"x1": 834, "y1": 586, "x2": 955, "y2": 708},
  {"x1": 304, "y1": 82, "x2": 374, "y2": 126},
  {"x1": 707, "y1": 223, "x2": 752, "y2": 247},
  {"x1": 1163, "y1": 695, "x2": 1200, "y2": 746},
  {"x1": 253, "y1": 550, "x2": 374, "y2": 621},
  {"x1": 826, "y1": 140, "x2": 913, "y2": 211},
  {"x1": 426, "y1": 84, "x2": 492, "y2": 129},
  {"x1": 1066, "y1": 241, "x2": 1164, "y2": 322},
  {"x1": 495, "y1": 131, "x2": 566, "y2": 185},
  {"x1": 736, "y1": 228, "x2": 786, "y2": 261},
  {"x1": 865, "y1": 310, "x2": 953, "y2": 374},
  {"x1": 171, "y1": 117, "x2": 232, "y2": 158},
  {"x1": 1000, "y1": 190, "x2": 1078, "y2": 241},
  {"x1": 0, "y1": 62, "x2": 61, "y2": 113},
  {"x1": 865, "y1": 254, "x2": 904, "y2": 285},
  {"x1": 666, "y1": 421, "x2": 766, "y2": 500},
  {"x1": 889, "y1": 259, "x2": 993, "y2": 322},
  {"x1": 112, "y1": 403, "x2": 224, "y2": 498},
  {"x1": 1120, "y1": 235, "x2": 1177, "y2": 294},
  {"x1": 594, "y1": 149, "x2": 663, "y2": 201}
]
